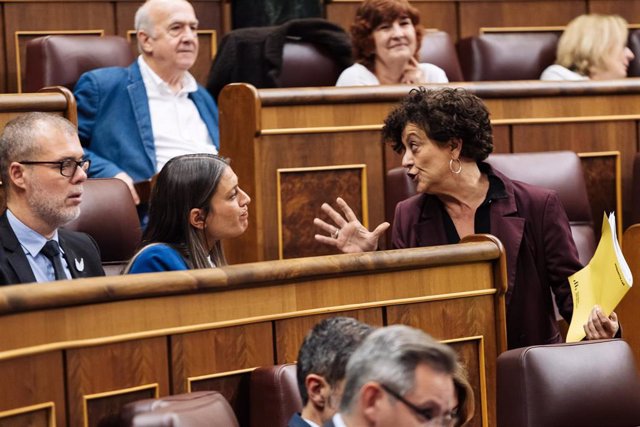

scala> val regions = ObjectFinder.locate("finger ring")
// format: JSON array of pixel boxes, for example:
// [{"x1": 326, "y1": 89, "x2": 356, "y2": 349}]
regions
[{"x1": 332, "y1": 229, "x2": 340, "y2": 239}]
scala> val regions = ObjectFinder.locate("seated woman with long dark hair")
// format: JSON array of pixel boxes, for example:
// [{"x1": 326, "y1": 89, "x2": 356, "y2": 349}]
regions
[{"x1": 125, "y1": 154, "x2": 251, "y2": 273}]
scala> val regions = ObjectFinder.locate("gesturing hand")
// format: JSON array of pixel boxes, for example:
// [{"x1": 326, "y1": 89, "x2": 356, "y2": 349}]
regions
[{"x1": 314, "y1": 197, "x2": 390, "y2": 253}]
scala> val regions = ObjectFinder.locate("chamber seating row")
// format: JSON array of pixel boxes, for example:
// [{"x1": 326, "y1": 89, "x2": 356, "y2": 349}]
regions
[
  {"x1": 18, "y1": 27, "x2": 640, "y2": 98},
  {"x1": 458, "y1": 28, "x2": 640, "y2": 81},
  {"x1": 0, "y1": 238, "x2": 507, "y2": 426},
  {"x1": 83, "y1": 338, "x2": 640, "y2": 427}
]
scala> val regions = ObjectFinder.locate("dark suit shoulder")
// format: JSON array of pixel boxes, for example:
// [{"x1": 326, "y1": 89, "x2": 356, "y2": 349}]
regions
[
  {"x1": 288, "y1": 413, "x2": 312, "y2": 427},
  {"x1": 58, "y1": 228, "x2": 105, "y2": 278}
]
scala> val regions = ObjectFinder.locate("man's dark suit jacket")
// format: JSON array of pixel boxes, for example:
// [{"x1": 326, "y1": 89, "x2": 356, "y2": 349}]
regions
[
  {"x1": 392, "y1": 164, "x2": 582, "y2": 349},
  {"x1": 0, "y1": 212, "x2": 105, "y2": 285}
]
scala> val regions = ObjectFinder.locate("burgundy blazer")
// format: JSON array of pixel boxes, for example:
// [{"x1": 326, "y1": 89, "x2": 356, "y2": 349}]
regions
[{"x1": 392, "y1": 165, "x2": 582, "y2": 349}]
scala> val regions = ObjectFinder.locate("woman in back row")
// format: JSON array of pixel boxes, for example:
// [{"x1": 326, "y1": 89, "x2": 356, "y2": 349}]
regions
[
  {"x1": 336, "y1": 0, "x2": 448, "y2": 86},
  {"x1": 541, "y1": 14, "x2": 635, "y2": 81}
]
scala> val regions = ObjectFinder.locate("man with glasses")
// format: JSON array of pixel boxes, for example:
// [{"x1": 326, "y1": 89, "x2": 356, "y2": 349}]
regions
[
  {"x1": 0, "y1": 113, "x2": 104, "y2": 285},
  {"x1": 327, "y1": 325, "x2": 460, "y2": 427},
  {"x1": 74, "y1": 0, "x2": 219, "y2": 206}
]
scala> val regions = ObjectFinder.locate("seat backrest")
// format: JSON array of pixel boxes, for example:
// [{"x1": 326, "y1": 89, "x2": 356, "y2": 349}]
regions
[
  {"x1": 250, "y1": 363, "x2": 301, "y2": 427},
  {"x1": 418, "y1": 31, "x2": 464, "y2": 82},
  {"x1": 25, "y1": 35, "x2": 134, "y2": 92},
  {"x1": 486, "y1": 151, "x2": 595, "y2": 264},
  {"x1": 63, "y1": 178, "x2": 141, "y2": 266},
  {"x1": 385, "y1": 151, "x2": 595, "y2": 264},
  {"x1": 498, "y1": 339, "x2": 640, "y2": 427},
  {"x1": 279, "y1": 39, "x2": 344, "y2": 87},
  {"x1": 120, "y1": 391, "x2": 239, "y2": 427},
  {"x1": 456, "y1": 32, "x2": 560, "y2": 81}
]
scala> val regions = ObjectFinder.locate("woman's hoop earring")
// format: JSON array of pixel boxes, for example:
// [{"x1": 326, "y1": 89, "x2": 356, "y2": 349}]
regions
[{"x1": 449, "y1": 158, "x2": 462, "y2": 174}]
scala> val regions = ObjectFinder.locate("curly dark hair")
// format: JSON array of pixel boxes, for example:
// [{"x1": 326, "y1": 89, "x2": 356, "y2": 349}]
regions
[
  {"x1": 382, "y1": 87, "x2": 494, "y2": 161},
  {"x1": 350, "y1": 0, "x2": 423, "y2": 71}
]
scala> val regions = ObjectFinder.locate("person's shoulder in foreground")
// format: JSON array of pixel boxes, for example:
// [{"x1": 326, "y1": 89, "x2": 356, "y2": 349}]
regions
[{"x1": 127, "y1": 243, "x2": 188, "y2": 274}]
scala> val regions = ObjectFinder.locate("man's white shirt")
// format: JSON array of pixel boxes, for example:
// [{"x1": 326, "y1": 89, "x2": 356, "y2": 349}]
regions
[{"x1": 138, "y1": 56, "x2": 216, "y2": 172}]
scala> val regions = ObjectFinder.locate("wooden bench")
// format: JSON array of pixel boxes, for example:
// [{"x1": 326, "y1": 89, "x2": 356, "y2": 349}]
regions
[{"x1": 0, "y1": 236, "x2": 506, "y2": 427}]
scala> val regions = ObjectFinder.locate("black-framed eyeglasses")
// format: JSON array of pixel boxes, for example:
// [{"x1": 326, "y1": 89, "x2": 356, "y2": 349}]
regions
[
  {"x1": 380, "y1": 383, "x2": 459, "y2": 426},
  {"x1": 19, "y1": 159, "x2": 91, "y2": 178}
]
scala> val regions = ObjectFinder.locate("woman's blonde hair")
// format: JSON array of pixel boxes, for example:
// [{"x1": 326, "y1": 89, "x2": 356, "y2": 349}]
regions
[{"x1": 556, "y1": 14, "x2": 629, "y2": 76}]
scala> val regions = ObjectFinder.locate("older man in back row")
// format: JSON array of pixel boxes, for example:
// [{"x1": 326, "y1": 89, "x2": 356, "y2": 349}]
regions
[
  {"x1": 74, "y1": 0, "x2": 219, "y2": 204},
  {"x1": 0, "y1": 113, "x2": 104, "y2": 285}
]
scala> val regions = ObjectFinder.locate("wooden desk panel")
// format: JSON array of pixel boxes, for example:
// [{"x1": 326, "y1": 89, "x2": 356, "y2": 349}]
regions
[
  {"x1": 0, "y1": 352, "x2": 65, "y2": 427},
  {"x1": 0, "y1": 239, "x2": 507, "y2": 426},
  {"x1": 66, "y1": 338, "x2": 169, "y2": 427}
]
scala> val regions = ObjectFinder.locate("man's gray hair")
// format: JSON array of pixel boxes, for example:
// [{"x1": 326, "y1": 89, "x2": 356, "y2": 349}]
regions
[
  {"x1": 340, "y1": 325, "x2": 457, "y2": 413},
  {"x1": 0, "y1": 112, "x2": 77, "y2": 187},
  {"x1": 134, "y1": 0, "x2": 191, "y2": 52}
]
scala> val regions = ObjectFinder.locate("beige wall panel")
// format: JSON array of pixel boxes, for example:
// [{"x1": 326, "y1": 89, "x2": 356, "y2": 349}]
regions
[
  {"x1": 326, "y1": 1, "x2": 457, "y2": 40},
  {"x1": 459, "y1": 1, "x2": 585, "y2": 38},
  {"x1": 590, "y1": 1, "x2": 640, "y2": 22}
]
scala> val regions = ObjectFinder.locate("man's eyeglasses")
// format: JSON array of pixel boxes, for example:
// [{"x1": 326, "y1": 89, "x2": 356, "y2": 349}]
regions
[
  {"x1": 20, "y1": 159, "x2": 91, "y2": 178},
  {"x1": 380, "y1": 383, "x2": 459, "y2": 427}
]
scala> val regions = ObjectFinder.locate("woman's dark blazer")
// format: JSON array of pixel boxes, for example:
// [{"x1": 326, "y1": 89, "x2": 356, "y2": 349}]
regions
[{"x1": 391, "y1": 164, "x2": 582, "y2": 349}]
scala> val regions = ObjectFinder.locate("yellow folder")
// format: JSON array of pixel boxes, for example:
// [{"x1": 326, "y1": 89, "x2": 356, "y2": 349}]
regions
[{"x1": 566, "y1": 213, "x2": 633, "y2": 342}]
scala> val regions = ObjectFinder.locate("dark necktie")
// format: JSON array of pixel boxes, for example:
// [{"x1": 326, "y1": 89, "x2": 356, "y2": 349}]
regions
[{"x1": 40, "y1": 240, "x2": 67, "y2": 281}]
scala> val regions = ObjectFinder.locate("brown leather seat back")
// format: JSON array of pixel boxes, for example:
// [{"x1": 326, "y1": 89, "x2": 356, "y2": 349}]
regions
[
  {"x1": 498, "y1": 339, "x2": 640, "y2": 427},
  {"x1": 279, "y1": 39, "x2": 345, "y2": 87},
  {"x1": 250, "y1": 363, "x2": 301, "y2": 427},
  {"x1": 418, "y1": 31, "x2": 464, "y2": 82},
  {"x1": 457, "y1": 32, "x2": 560, "y2": 81},
  {"x1": 486, "y1": 151, "x2": 595, "y2": 264},
  {"x1": 25, "y1": 35, "x2": 134, "y2": 92},
  {"x1": 385, "y1": 151, "x2": 595, "y2": 263},
  {"x1": 63, "y1": 178, "x2": 141, "y2": 268},
  {"x1": 120, "y1": 391, "x2": 239, "y2": 427}
]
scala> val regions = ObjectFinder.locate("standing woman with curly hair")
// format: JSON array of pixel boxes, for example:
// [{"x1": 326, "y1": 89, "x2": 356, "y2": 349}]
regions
[
  {"x1": 125, "y1": 154, "x2": 251, "y2": 273},
  {"x1": 315, "y1": 87, "x2": 620, "y2": 349},
  {"x1": 336, "y1": 0, "x2": 448, "y2": 86}
]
